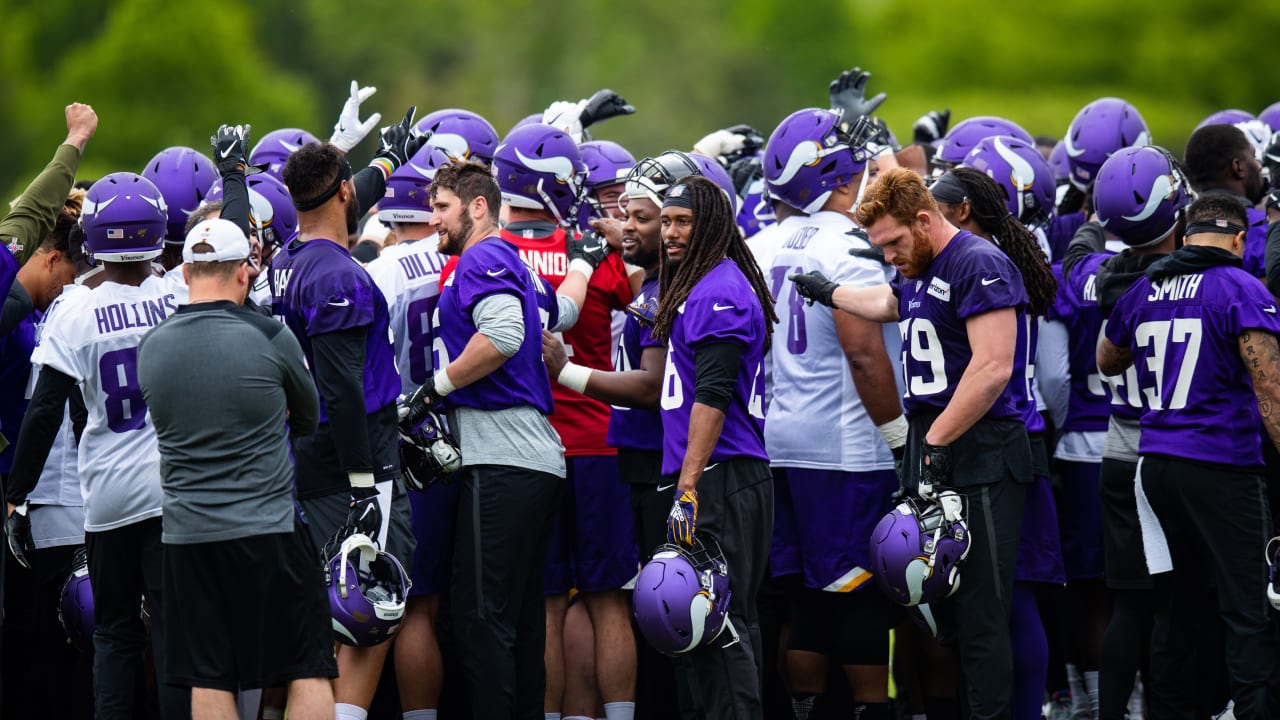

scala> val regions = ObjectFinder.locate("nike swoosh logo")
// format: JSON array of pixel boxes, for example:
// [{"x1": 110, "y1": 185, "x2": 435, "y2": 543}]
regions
[
  {"x1": 656, "y1": 483, "x2": 675, "y2": 492},
  {"x1": 981, "y1": 277, "x2": 1003, "y2": 286},
  {"x1": 1265, "y1": 306, "x2": 1277, "y2": 314},
  {"x1": 328, "y1": 298, "x2": 351, "y2": 307},
  {"x1": 219, "y1": 145, "x2": 234, "y2": 159},
  {"x1": 486, "y1": 268, "x2": 507, "y2": 277},
  {"x1": 712, "y1": 303, "x2": 733, "y2": 311}
]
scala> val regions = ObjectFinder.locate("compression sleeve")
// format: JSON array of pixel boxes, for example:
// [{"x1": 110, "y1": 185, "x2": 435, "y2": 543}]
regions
[
  {"x1": 353, "y1": 166, "x2": 387, "y2": 217},
  {"x1": 219, "y1": 167, "x2": 252, "y2": 239},
  {"x1": 472, "y1": 293, "x2": 525, "y2": 357},
  {"x1": 693, "y1": 342, "x2": 742, "y2": 412},
  {"x1": 5, "y1": 367, "x2": 76, "y2": 504},
  {"x1": 550, "y1": 295, "x2": 581, "y2": 333},
  {"x1": 311, "y1": 328, "x2": 372, "y2": 473}
]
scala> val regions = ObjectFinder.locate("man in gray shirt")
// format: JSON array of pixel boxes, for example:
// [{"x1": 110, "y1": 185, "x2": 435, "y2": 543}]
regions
[{"x1": 137, "y1": 218, "x2": 335, "y2": 719}]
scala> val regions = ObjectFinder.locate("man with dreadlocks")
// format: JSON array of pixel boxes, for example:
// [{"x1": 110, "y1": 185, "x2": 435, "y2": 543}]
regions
[
  {"x1": 929, "y1": 167, "x2": 1063, "y2": 720},
  {"x1": 791, "y1": 167, "x2": 1033, "y2": 719},
  {"x1": 651, "y1": 175, "x2": 777, "y2": 718}
]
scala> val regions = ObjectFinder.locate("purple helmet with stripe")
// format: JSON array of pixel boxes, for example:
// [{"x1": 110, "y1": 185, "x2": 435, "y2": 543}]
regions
[
  {"x1": 80, "y1": 172, "x2": 168, "y2": 262},
  {"x1": 1093, "y1": 145, "x2": 1189, "y2": 247},
  {"x1": 763, "y1": 108, "x2": 868, "y2": 214},
  {"x1": 962, "y1": 135, "x2": 1056, "y2": 229},
  {"x1": 249, "y1": 128, "x2": 319, "y2": 182},
  {"x1": 378, "y1": 146, "x2": 449, "y2": 224},
  {"x1": 688, "y1": 152, "x2": 739, "y2": 214},
  {"x1": 1259, "y1": 102, "x2": 1280, "y2": 132},
  {"x1": 581, "y1": 140, "x2": 635, "y2": 192},
  {"x1": 204, "y1": 175, "x2": 298, "y2": 252},
  {"x1": 633, "y1": 536, "x2": 732, "y2": 656},
  {"x1": 869, "y1": 493, "x2": 971, "y2": 607},
  {"x1": 1063, "y1": 97, "x2": 1151, "y2": 190},
  {"x1": 1195, "y1": 108, "x2": 1255, "y2": 131},
  {"x1": 141, "y1": 147, "x2": 218, "y2": 245},
  {"x1": 58, "y1": 548, "x2": 94, "y2": 654},
  {"x1": 934, "y1": 116, "x2": 1033, "y2": 169},
  {"x1": 1048, "y1": 140, "x2": 1071, "y2": 184},
  {"x1": 327, "y1": 534, "x2": 411, "y2": 647},
  {"x1": 493, "y1": 124, "x2": 585, "y2": 226},
  {"x1": 415, "y1": 109, "x2": 500, "y2": 166}
]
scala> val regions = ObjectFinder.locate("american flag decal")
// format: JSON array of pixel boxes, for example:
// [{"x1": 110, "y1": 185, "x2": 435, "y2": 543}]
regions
[{"x1": 107, "y1": 229, "x2": 124, "y2": 239}]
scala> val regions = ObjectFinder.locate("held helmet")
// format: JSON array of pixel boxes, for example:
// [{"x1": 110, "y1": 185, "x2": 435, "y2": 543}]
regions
[
  {"x1": 633, "y1": 535, "x2": 732, "y2": 656},
  {"x1": 326, "y1": 533, "x2": 412, "y2": 647},
  {"x1": 58, "y1": 547, "x2": 95, "y2": 654},
  {"x1": 399, "y1": 408, "x2": 462, "y2": 492},
  {"x1": 869, "y1": 492, "x2": 971, "y2": 607}
]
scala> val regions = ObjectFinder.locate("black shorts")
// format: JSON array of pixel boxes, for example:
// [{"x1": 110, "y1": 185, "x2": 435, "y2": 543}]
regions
[
  {"x1": 162, "y1": 527, "x2": 337, "y2": 691},
  {"x1": 298, "y1": 480, "x2": 416, "y2": 567},
  {"x1": 292, "y1": 404, "x2": 400, "y2": 499},
  {"x1": 1099, "y1": 456, "x2": 1152, "y2": 589}
]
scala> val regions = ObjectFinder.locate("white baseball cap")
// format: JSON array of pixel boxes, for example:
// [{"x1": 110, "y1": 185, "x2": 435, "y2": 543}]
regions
[{"x1": 182, "y1": 218, "x2": 251, "y2": 263}]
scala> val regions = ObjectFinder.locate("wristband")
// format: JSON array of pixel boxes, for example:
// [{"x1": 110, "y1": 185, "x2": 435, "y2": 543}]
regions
[
  {"x1": 876, "y1": 415, "x2": 909, "y2": 451},
  {"x1": 433, "y1": 368, "x2": 456, "y2": 397},
  {"x1": 368, "y1": 157, "x2": 395, "y2": 180},
  {"x1": 348, "y1": 471, "x2": 375, "y2": 489},
  {"x1": 567, "y1": 258, "x2": 596, "y2": 281},
  {"x1": 557, "y1": 362, "x2": 593, "y2": 393}
]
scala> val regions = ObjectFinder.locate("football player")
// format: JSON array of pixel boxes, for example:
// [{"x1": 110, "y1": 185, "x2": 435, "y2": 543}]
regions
[{"x1": 1182, "y1": 123, "x2": 1269, "y2": 278}]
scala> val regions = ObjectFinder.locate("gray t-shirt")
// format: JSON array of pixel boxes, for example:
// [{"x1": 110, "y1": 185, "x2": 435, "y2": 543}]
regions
[{"x1": 137, "y1": 300, "x2": 319, "y2": 544}]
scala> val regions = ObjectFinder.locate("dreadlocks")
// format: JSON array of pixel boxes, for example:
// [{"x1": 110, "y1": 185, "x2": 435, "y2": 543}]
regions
[
  {"x1": 652, "y1": 176, "x2": 778, "y2": 349},
  {"x1": 950, "y1": 167, "x2": 1057, "y2": 315}
]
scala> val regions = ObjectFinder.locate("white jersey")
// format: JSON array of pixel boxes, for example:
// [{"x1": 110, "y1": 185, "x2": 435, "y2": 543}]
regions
[
  {"x1": 366, "y1": 237, "x2": 448, "y2": 395},
  {"x1": 747, "y1": 215, "x2": 805, "y2": 411},
  {"x1": 30, "y1": 276, "x2": 187, "y2": 531},
  {"x1": 764, "y1": 211, "x2": 899, "y2": 471}
]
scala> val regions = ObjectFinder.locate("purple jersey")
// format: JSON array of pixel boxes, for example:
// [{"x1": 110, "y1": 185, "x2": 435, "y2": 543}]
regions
[
  {"x1": 891, "y1": 231, "x2": 1028, "y2": 420},
  {"x1": 660, "y1": 258, "x2": 768, "y2": 476},
  {"x1": 607, "y1": 275, "x2": 662, "y2": 452},
  {"x1": 269, "y1": 238, "x2": 400, "y2": 421},
  {"x1": 1048, "y1": 211, "x2": 1086, "y2": 262},
  {"x1": 1049, "y1": 257, "x2": 1113, "y2": 432},
  {"x1": 1105, "y1": 264, "x2": 1280, "y2": 466},
  {"x1": 1012, "y1": 314, "x2": 1044, "y2": 434},
  {"x1": 433, "y1": 237, "x2": 556, "y2": 414},
  {"x1": 1243, "y1": 205, "x2": 1267, "y2": 278},
  {"x1": 0, "y1": 311, "x2": 38, "y2": 473}
]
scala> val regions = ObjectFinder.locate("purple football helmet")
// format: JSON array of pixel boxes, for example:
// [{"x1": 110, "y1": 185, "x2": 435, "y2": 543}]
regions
[
  {"x1": 622, "y1": 150, "x2": 704, "y2": 211},
  {"x1": 204, "y1": 176, "x2": 298, "y2": 252},
  {"x1": 398, "y1": 408, "x2": 462, "y2": 492},
  {"x1": 1259, "y1": 102, "x2": 1280, "y2": 133},
  {"x1": 633, "y1": 536, "x2": 732, "y2": 656},
  {"x1": 730, "y1": 156, "x2": 774, "y2": 239},
  {"x1": 493, "y1": 124, "x2": 585, "y2": 226},
  {"x1": 141, "y1": 146, "x2": 218, "y2": 245},
  {"x1": 80, "y1": 172, "x2": 168, "y2": 263},
  {"x1": 580, "y1": 140, "x2": 635, "y2": 222},
  {"x1": 962, "y1": 135, "x2": 1056, "y2": 229},
  {"x1": 416, "y1": 109, "x2": 500, "y2": 166},
  {"x1": 869, "y1": 492, "x2": 971, "y2": 606},
  {"x1": 1093, "y1": 145, "x2": 1189, "y2": 248},
  {"x1": 508, "y1": 113, "x2": 544, "y2": 136},
  {"x1": 1048, "y1": 140, "x2": 1071, "y2": 184},
  {"x1": 1063, "y1": 98, "x2": 1151, "y2": 190},
  {"x1": 1195, "y1": 108, "x2": 1255, "y2": 131},
  {"x1": 934, "y1": 116, "x2": 1033, "y2": 170},
  {"x1": 327, "y1": 533, "x2": 412, "y2": 647},
  {"x1": 378, "y1": 146, "x2": 449, "y2": 224},
  {"x1": 763, "y1": 108, "x2": 868, "y2": 214},
  {"x1": 688, "y1": 152, "x2": 739, "y2": 214},
  {"x1": 58, "y1": 548, "x2": 94, "y2": 654},
  {"x1": 1267, "y1": 536, "x2": 1280, "y2": 611},
  {"x1": 249, "y1": 128, "x2": 320, "y2": 182}
]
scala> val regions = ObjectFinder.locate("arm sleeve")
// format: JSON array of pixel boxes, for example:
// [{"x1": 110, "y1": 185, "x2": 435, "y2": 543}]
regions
[
  {"x1": 219, "y1": 167, "x2": 252, "y2": 238},
  {"x1": 472, "y1": 293, "x2": 526, "y2": 357},
  {"x1": 0, "y1": 284, "x2": 34, "y2": 338},
  {"x1": 5, "y1": 367, "x2": 76, "y2": 504},
  {"x1": 550, "y1": 294, "x2": 580, "y2": 333},
  {"x1": 68, "y1": 387, "x2": 87, "y2": 445},
  {"x1": 1036, "y1": 319, "x2": 1071, "y2": 430},
  {"x1": 353, "y1": 166, "x2": 387, "y2": 217},
  {"x1": 1265, "y1": 221, "x2": 1280, "y2": 299},
  {"x1": 693, "y1": 342, "x2": 742, "y2": 412},
  {"x1": 0, "y1": 144, "x2": 80, "y2": 266},
  {"x1": 311, "y1": 328, "x2": 372, "y2": 473},
  {"x1": 274, "y1": 328, "x2": 320, "y2": 438}
]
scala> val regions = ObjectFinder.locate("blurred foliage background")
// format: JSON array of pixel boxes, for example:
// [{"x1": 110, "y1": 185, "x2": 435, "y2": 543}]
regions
[{"x1": 3, "y1": 0, "x2": 1278, "y2": 200}]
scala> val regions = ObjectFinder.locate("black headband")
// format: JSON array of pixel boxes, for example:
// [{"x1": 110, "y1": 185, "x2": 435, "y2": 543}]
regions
[
  {"x1": 929, "y1": 171, "x2": 967, "y2": 205},
  {"x1": 293, "y1": 157, "x2": 353, "y2": 212},
  {"x1": 662, "y1": 183, "x2": 694, "y2": 210},
  {"x1": 1185, "y1": 220, "x2": 1247, "y2": 237}
]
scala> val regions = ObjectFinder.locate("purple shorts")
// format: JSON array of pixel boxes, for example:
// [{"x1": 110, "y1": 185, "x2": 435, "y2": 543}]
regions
[
  {"x1": 543, "y1": 455, "x2": 638, "y2": 594},
  {"x1": 769, "y1": 467, "x2": 897, "y2": 592},
  {"x1": 1014, "y1": 474, "x2": 1066, "y2": 584},
  {"x1": 1056, "y1": 460, "x2": 1105, "y2": 581},
  {"x1": 770, "y1": 468, "x2": 802, "y2": 579},
  {"x1": 407, "y1": 480, "x2": 460, "y2": 597}
]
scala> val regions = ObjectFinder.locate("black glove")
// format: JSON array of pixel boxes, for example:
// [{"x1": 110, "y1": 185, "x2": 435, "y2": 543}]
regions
[
  {"x1": 829, "y1": 66, "x2": 886, "y2": 132},
  {"x1": 921, "y1": 441, "x2": 953, "y2": 490},
  {"x1": 788, "y1": 270, "x2": 839, "y2": 308},
  {"x1": 1265, "y1": 131, "x2": 1280, "y2": 182},
  {"x1": 211, "y1": 123, "x2": 251, "y2": 175},
  {"x1": 912, "y1": 110, "x2": 951, "y2": 145},
  {"x1": 721, "y1": 124, "x2": 765, "y2": 163},
  {"x1": 891, "y1": 443, "x2": 906, "y2": 482},
  {"x1": 374, "y1": 107, "x2": 428, "y2": 170},
  {"x1": 5, "y1": 503, "x2": 33, "y2": 570},
  {"x1": 567, "y1": 230, "x2": 611, "y2": 271},
  {"x1": 729, "y1": 155, "x2": 763, "y2": 196},
  {"x1": 344, "y1": 487, "x2": 382, "y2": 541},
  {"x1": 579, "y1": 89, "x2": 636, "y2": 128},
  {"x1": 399, "y1": 376, "x2": 443, "y2": 430},
  {"x1": 847, "y1": 227, "x2": 888, "y2": 264}
]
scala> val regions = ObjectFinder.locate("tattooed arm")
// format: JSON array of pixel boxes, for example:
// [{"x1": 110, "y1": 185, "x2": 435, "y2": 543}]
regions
[
  {"x1": 1097, "y1": 337, "x2": 1133, "y2": 377},
  {"x1": 1240, "y1": 329, "x2": 1280, "y2": 453}
]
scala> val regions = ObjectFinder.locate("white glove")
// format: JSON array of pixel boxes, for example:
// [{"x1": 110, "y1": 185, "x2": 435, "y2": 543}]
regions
[
  {"x1": 693, "y1": 129, "x2": 747, "y2": 159},
  {"x1": 542, "y1": 99, "x2": 589, "y2": 143},
  {"x1": 329, "y1": 80, "x2": 381, "y2": 153}
]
